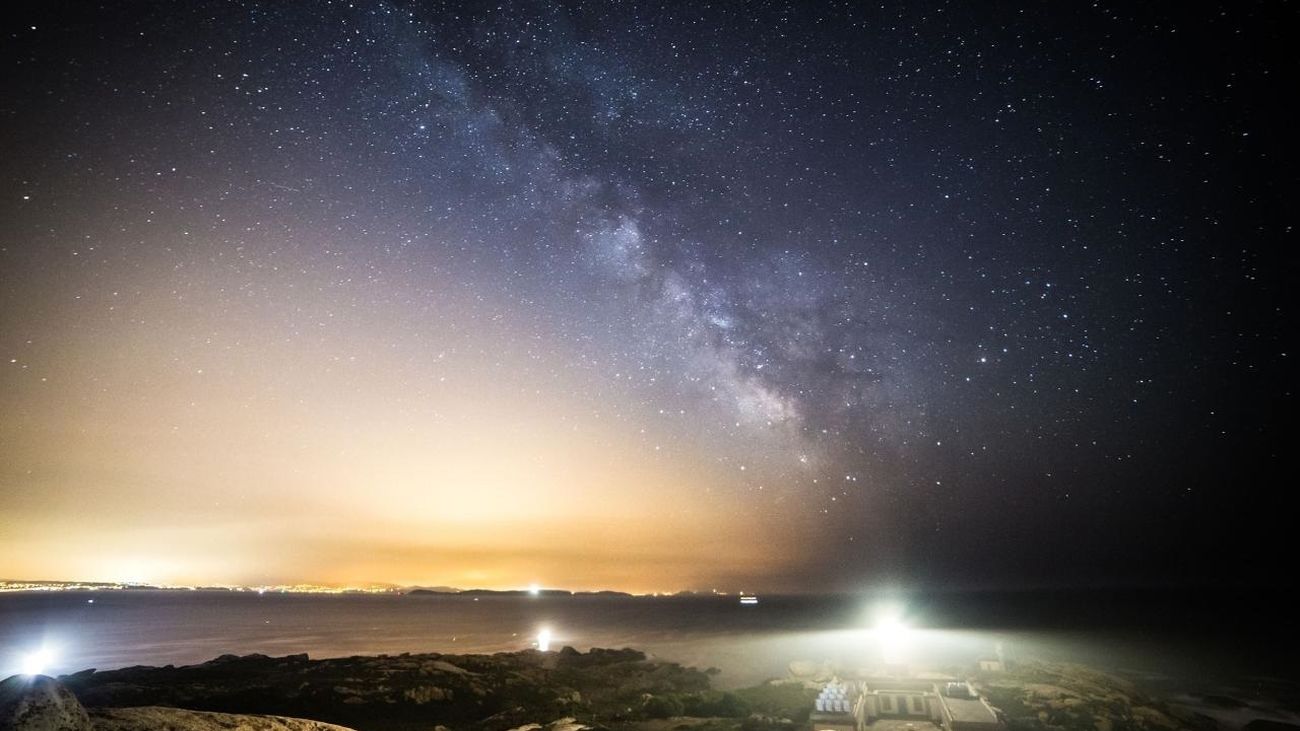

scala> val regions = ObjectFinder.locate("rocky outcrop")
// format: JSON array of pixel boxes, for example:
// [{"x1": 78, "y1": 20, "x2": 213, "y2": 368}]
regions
[
  {"x1": 980, "y1": 661, "x2": 1218, "y2": 731},
  {"x1": 0, "y1": 674, "x2": 93, "y2": 731},
  {"x1": 89, "y1": 706, "x2": 355, "y2": 731},
  {"x1": 56, "y1": 648, "x2": 712, "y2": 731},
  {"x1": 0, "y1": 675, "x2": 362, "y2": 731}
]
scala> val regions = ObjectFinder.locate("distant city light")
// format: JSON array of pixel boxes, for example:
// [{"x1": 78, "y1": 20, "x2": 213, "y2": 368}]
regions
[
  {"x1": 537, "y1": 627, "x2": 552, "y2": 651},
  {"x1": 20, "y1": 647, "x2": 55, "y2": 675}
]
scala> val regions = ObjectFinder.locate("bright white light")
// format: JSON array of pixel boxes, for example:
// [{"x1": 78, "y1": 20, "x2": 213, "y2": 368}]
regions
[
  {"x1": 870, "y1": 602, "x2": 912, "y2": 664},
  {"x1": 528, "y1": 583, "x2": 541, "y2": 596},
  {"x1": 536, "y1": 627, "x2": 552, "y2": 652},
  {"x1": 20, "y1": 648, "x2": 55, "y2": 675}
]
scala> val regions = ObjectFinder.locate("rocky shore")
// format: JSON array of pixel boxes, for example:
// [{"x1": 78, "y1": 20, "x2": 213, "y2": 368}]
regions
[
  {"x1": 2, "y1": 647, "x2": 817, "y2": 731},
  {"x1": 4, "y1": 649, "x2": 1268, "y2": 731}
]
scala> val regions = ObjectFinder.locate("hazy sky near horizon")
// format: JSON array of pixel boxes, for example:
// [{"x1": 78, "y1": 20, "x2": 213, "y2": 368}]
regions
[{"x1": 0, "y1": 1, "x2": 1288, "y2": 591}]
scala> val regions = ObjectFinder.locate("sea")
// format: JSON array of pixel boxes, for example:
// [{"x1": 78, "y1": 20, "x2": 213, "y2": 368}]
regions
[{"x1": 0, "y1": 589, "x2": 1293, "y2": 725}]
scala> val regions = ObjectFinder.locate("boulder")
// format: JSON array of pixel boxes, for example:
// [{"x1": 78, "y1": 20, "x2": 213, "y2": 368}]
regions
[
  {"x1": 787, "y1": 661, "x2": 819, "y2": 678},
  {"x1": 544, "y1": 718, "x2": 590, "y2": 731},
  {"x1": 505, "y1": 718, "x2": 591, "y2": 731},
  {"x1": 0, "y1": 674, "x2": 93, "y2": 731},
  {"x1": 422, "y1": 660, "x2": 476, "y2": 676},
  {"x1": 402, "y1": 685, "x2": 452, "y2": 704}
]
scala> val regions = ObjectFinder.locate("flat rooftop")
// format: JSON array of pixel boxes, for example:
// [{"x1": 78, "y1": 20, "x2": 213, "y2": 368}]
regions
[
  {"x1": 863, "y1": 721, "x2": 940, "y2": 731},
  {"x1": 865, "y1": 680, "x2": 938, "y2": 692},
  {"x1": 940, "y1": 696, "x2": 999, "y2": 725}
]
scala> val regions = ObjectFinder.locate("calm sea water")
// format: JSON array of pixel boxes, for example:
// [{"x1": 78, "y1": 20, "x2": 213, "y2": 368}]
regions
[{"x1": 0, "y1": 590, "x2": 1287, "y2": 690}]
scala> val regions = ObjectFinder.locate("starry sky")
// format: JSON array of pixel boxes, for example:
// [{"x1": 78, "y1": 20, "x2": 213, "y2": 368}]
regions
[{"x1": 0, "y1": 1, "x2": 1290, "y2": 593}]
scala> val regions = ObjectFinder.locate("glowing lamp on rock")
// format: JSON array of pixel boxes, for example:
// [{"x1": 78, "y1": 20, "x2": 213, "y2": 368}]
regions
[{"x1": 21, "y1": 647, "x2": 55, "y2": 676}]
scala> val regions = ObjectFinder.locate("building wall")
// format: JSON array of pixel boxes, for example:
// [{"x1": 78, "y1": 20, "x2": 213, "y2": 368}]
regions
[{"x1": 864, "y1": 691, "x2": 942, "y2": 722}]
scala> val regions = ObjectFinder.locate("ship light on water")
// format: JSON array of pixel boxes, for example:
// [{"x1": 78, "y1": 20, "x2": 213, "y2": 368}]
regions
[
  {"x1": 739, "y1": 595, "x2": 759, "y2": 605},
  {"x1": 536, "y1": 627, "x2": 553, "y2": 651}
]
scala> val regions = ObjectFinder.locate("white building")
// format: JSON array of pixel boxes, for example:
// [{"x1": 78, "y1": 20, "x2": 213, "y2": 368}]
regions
[{"x1": 809, "y1": 679, "x2": 1003, "y2": 731}]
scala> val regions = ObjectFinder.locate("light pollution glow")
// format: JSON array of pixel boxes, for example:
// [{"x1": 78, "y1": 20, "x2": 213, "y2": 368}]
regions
[{"x1": 0, "y1": 256, "x2": 817, "y2": 592}]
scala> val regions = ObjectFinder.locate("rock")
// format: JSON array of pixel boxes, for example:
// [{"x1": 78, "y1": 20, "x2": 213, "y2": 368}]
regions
[
  {"x1": 587, "y1": 648, "x2": 645, "y2": 664},
  {"x1": 483, "y1": 706, "x2": 535, "y2": 729},
  {"x1": 0, "y1": 674, "x2": 93, "y2": 731},
  {"x1": 89, "y1": 706, "x2": 356, "y2": 730},
  {"x1": 57, "y1": 647, "x2": 714, "y2": 729},
  {"x1": 403, "y1": 685, "x2": 452, "y2": 704},
  {"x1": 544, "y1": 717, "x2": 589, "y2": 731},
  {"x1": 787, "y1": 661, "x2": 819, "y2": 678},
  {"x1": 505, "y1": 718, "x2": 590, "y2": 731},
  {"x1": 741, "y1": 713, "x2": 796, "y2": 731},
  {"x1": 1200, "y1": 694, "x2": 1247, "y2": 708},
  {"x1": 1242, "y1": 722, "x2": 1300, "y2": 731},
  {"x1": 421, "y1": 660, "x2": 476, "y2": 676}
]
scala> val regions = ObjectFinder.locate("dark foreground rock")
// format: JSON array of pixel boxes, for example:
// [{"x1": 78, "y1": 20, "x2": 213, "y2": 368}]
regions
[
  {"x1": 89, "y1": 706, "x2": 356, "y2": 731},
  {"x1": 0, "y1": 674, "x2": 93, "y2": 731},
  {"x1": 56, "y1": 648, "x2": 718, "y2": 731},
  {"x1": 0, "y1": 675, "x2": 353, "y2": 731}
]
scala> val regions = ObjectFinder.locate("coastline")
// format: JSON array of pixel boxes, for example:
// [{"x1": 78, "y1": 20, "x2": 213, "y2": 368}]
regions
[{"x1": 6, "y1": 647, "x2": 1285, "y2": 731}]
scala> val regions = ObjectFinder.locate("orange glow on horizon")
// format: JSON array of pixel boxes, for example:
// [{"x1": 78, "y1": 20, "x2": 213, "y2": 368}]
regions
[{"x1": 0, "y1": 263, "x2": 816, "y2": 592}]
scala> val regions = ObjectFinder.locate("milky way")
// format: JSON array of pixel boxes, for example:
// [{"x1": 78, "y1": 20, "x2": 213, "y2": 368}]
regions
[{"x1": 0, "y1": 2, "x2": 1289, "y2": 590}]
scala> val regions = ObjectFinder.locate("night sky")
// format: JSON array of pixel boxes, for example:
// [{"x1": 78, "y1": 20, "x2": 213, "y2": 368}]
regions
[{"x1": 0, "y1": 2, "x2": 1290, "y2": 592}]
